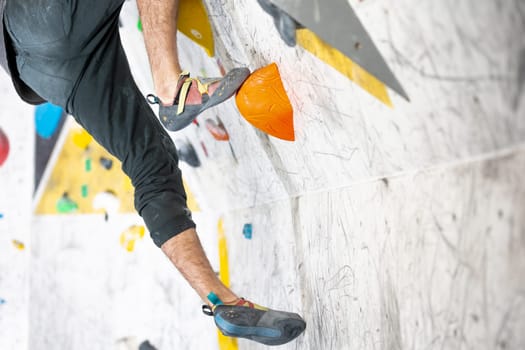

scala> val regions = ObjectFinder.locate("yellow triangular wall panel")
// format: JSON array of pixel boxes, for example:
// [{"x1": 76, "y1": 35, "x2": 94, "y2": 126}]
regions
[
  {"x1": 35, "y1": 124, "x2": 134, "y2": 214},
  {"x1": 297, "y1": 28, "x2": 392, "y2": 107}
]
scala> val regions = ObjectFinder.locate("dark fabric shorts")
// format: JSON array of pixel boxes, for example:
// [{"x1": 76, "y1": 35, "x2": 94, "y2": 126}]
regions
[{"x1": 4, "y1": 0, "x2": 196, "y2": 247}]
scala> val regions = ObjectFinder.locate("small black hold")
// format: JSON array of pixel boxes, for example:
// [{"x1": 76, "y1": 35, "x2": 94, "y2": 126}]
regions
[
  {"x1": 105, "y1": 189, "x2": 117, "y2": 196},
  {"x1": 139, "y1": 340, "x2": 158, "y2": 350},
  {"x1": 257, "y1": 0, "x2": 299, "y2": 46},
  {"x1": 381, "y1": 178, "x2": 389, "y2": 187},
  {"x1": 176, "y1": 140, "x2": 201, "y2": 167},
  {"x1": 99, "y1": 157, "x2": 113, "y2": 170}
]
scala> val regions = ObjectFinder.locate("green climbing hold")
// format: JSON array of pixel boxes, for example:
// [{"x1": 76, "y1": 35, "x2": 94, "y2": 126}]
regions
[
  {"x1": 56, "y1": 193, "x2": 78, "y2": 213},
  {"x1": 85, "y1": 158, "x2": 92, "y2": 172}
]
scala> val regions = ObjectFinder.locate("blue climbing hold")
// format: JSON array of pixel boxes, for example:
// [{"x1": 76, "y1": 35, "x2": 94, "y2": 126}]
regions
[
  {"x1": 242, "y1": 223, "x2": 253, "y2": 239},
  {"x1": 35, "y1": 103, "x2": 64, "y2": 139},
  {"x1": 0, "y1": 298, "x2": 5, "y2": 305}
]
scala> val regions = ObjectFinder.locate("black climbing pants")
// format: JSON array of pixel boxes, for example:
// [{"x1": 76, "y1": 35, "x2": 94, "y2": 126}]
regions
[{"x1": 4, "y1": 0, "x2": 195, "y2": 247}]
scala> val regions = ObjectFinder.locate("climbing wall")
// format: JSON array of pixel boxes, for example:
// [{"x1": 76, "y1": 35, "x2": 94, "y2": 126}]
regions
[
  {"x1": 0, "y1": 0, "x2": 524, "y2": 349},
  {"x1": 0, "y1": 73, "x2": 33, "y2": 350}
]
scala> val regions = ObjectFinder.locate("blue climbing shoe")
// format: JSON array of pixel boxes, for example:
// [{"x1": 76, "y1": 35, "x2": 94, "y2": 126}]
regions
[
  {"x1": 147, "y1": 68, "x2": 250, "y2": 132},
  {"x1": 202, "y1": 298, "x2": 306, "y2": 346}
]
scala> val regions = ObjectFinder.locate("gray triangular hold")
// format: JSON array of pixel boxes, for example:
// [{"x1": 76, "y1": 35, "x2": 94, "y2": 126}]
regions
[{"x1": 270, "y1": 0, "x2": 409, "y2": 101}]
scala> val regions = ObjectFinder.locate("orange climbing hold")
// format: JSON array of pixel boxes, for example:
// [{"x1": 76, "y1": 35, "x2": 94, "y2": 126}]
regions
[
  {"x1": 235, "y1": 63, "x2": 295, "y2": 141},
  {"x1": 205, "y1": 117, "x2": 230, "y2": 141}
]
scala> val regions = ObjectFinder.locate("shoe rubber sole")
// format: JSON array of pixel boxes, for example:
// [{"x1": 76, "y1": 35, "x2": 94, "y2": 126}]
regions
[
  {"x1": 214, "y1": 306, "x2": 306, "y2": 346},
  {"x1": 160, "y1": 67, "x2": 250, "y2": 131}
]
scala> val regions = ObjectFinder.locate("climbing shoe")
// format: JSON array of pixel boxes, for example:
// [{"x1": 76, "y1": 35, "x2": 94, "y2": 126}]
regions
[
  {"x1": 147, "y1": 68, "x2": 250, "y2": 132},
  {"x1": 202, "y1": 297, "x2": 306, "y2": 346}
]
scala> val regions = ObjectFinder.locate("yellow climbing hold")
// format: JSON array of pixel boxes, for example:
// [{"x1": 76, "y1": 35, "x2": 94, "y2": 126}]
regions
[
  {"x1": 183, "y1": 179, "x2": 200, "y2": 212},
  {"x1": 119, "y1": 225, "x2": 146, "y2": 252},
  {"x1": 12, "y1": 240, "x2": 25, "y2": 250},
  {"x1": 71, "y1": 127, "x2": 93, "y2": 149},
  {"x1": 178, "y1": 0, "x2": 215, "y2": 57}
]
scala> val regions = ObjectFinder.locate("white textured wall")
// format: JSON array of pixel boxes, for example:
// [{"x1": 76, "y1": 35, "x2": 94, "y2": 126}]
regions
[
  {"x1": 223, "y1": 149, "x2": 525, "y2": 350},
  {"x1": 28, "y1": 213, "x2": 219, "y2": 350},
  {"x1": 0, "y1": 71, "x2": 33, "y2": 350},
  {"x1": 0, "y1": 0, "x2": 523, "y2": 349}
]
